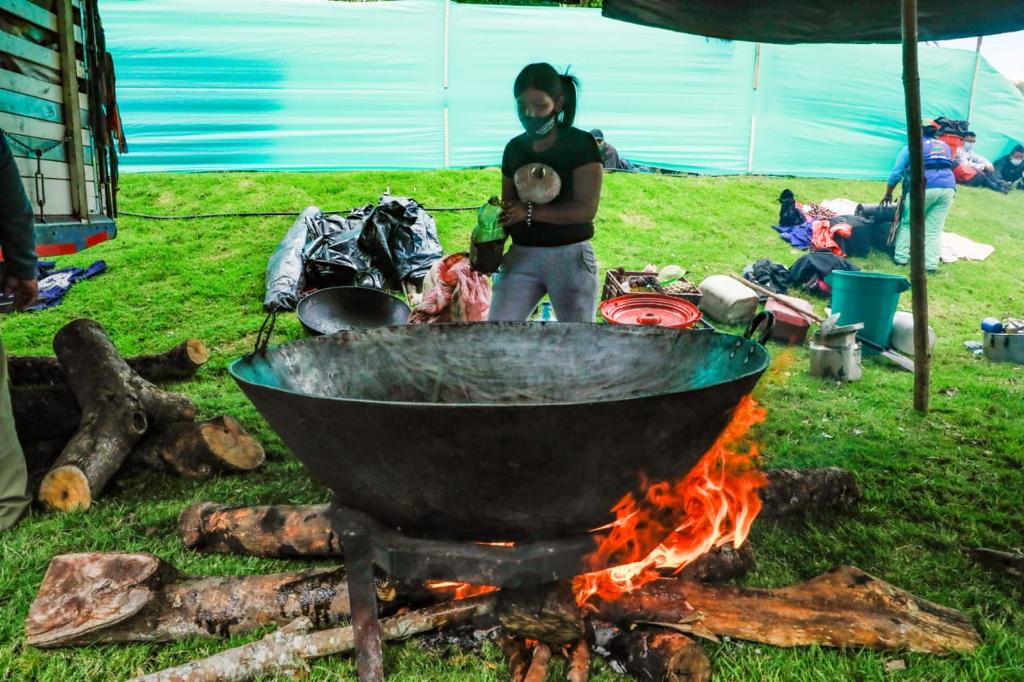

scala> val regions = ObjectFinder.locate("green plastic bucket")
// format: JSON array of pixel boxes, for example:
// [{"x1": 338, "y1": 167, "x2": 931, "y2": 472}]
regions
[{"x1": 825, "y1": 271, "x2": 910, "y2": 356}]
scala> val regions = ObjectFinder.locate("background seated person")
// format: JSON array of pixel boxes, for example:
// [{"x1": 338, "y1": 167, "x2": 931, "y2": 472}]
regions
[
  {"x1": 994, "y1": 144, "x2": 1024, "y2": 189},
  {"x1": 590, "y1": 129, "x2": 630, "y2": 171},
  {"x1": 955, "y1": 132, "x2": 1009, "y2": 193}
]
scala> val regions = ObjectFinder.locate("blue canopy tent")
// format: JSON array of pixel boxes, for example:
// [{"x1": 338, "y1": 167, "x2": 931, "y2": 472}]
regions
[{"x1": 602, "y1": 0, "x2": 1024, "y2": 414}]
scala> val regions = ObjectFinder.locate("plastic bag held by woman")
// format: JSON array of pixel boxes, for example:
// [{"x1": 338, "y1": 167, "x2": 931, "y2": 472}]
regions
[{"x1": 470, "y1": 196, "x2": 506, "y2": 274}]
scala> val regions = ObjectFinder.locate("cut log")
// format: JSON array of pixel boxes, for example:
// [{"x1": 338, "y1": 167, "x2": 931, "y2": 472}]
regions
[
  {"x1": 592, "y1": 566, "x2": 982, "y2": 654},
  {"x1": 8, "y1": 339, "x2": 210, "y2": 386},
  {"x1": 612, "y1": 629, "x2": 710, "y2": 682},
  {"x1": 37, "y1": 321, "x2": 150, "y2": 511},
  {"x1": 566, "y1": 638, "x2": 592, "y2": 682},
  {"x1": 760, "y1": 467, "x2": 861, "y2": 518},
  {"x1": 523, "y1": 642, "x2": 552, "y2": 682},
  {"x1": 25, "y1": 552, "x2": 404, "y2": 648},
  {"x1": 170, "y1": 467, "x2": 857, "y2": 562},
  {"x1": 124, "y1": 595, "x2": 500, "y2": 682},
  {"x1": 677, "y1": 542, "x2": 754, "y2": 583},
  {"x1": 132, "y1": 417, "x2": 264, "y2": 479},
  {"x1": 499, "y1": 634, "x2": 531, "y2": 682},
  {"x1": 177, "y1": 502, "x2": 341, "y2": 558},
  {"x1": 969, "y1": 548, "x2": 1024, "y2": 581},
  {"x1": 499, "y1": 581, "x2": 585, "y2": 645}
]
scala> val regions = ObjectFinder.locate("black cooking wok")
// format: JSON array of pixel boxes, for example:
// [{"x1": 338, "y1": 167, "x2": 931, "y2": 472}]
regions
[
  {"x1": 296, "y1": 286, "x2": 410, "y2": 335},
  {"x1": 230, "y1": 322, "x2": 770, "y2": 541}
]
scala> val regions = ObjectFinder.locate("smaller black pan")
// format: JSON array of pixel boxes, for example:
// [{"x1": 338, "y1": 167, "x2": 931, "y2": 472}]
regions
[{"x1": 297, "y1": 286, "x2": 411, "y2": 335}]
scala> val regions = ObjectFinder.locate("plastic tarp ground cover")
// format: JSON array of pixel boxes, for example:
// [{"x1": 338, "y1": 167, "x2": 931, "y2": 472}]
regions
[{"x1": 99, "y1": 0, "x2": 1024, "y2": 179}]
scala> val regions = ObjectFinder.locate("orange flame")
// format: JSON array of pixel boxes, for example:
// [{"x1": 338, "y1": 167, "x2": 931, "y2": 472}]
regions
[
  {"x1": 573, "y1": 395, "x2": 767, "y2": 605},
  {"x1": 425, "y1": 581, "x2": 501, "y2": 600}
]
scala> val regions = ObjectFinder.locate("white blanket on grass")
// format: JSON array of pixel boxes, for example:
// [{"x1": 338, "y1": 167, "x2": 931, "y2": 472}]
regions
[{"x1": 941, "y1": 232, "x2": 995, "y2": 263}]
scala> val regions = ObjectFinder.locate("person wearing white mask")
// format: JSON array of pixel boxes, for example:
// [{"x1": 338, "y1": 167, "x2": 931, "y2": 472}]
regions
[
  {"x1": 956, "y1": 132, "x2": 1009, "y2": 193},
  {"x1": 994, "y1": 144, "x2": 1024, "y2": 189}
]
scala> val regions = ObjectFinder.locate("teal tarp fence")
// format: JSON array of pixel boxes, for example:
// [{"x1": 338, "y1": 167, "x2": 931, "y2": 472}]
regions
[{"x1": 102, "y1": 0, "x2": 1024, "y2": 177}]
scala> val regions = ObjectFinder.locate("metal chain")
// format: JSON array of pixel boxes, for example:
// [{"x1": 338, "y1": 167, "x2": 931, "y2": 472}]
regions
[{"x1": 2, "y1": 129, "x2": 69, "y2": 223}]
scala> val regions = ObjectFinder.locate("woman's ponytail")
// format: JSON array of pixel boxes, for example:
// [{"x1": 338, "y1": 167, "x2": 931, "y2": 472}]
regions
[{"x1": 558, "y1": 73, "x2": 579, "y2": 129}]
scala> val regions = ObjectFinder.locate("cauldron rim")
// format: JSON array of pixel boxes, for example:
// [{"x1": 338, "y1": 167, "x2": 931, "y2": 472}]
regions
[{"x1": 229, "y1": 322, "x2": 771, "y2": 409}]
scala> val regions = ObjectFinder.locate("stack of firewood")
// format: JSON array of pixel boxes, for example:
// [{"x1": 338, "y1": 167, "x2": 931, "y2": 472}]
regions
[
  {"x1": 22, "y1": 467, "x2": 984, "y2": 681},
  {"x1": 10, "y1": 319, "x2": 265, "y2": 511}
]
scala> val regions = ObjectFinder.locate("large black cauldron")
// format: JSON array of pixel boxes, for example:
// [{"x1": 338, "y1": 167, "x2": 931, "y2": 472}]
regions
[{"x1": 230, "y1": 322, "x2": 770, "y2": 541}]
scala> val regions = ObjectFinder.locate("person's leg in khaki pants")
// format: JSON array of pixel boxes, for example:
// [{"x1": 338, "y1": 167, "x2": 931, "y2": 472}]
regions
[{"x1": 0, "y1": 339, "x2": 31, "y2": 530}]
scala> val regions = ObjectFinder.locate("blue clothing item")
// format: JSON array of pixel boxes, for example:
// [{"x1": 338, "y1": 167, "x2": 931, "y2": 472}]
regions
[
  {"x1": 886, "y1": 138, "x2": 956, "y2": 190},
  {"x1": 773, "y1": 220, "x2": 812, "y2": 249},
  {"x1": 26, "y1": 260, "x2": 107, "y2": 310}
]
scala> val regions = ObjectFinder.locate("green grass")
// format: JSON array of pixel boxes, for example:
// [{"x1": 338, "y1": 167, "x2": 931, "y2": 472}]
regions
[{"x1": 2, "y1": 170, "x2": 1023, "y2": 681}]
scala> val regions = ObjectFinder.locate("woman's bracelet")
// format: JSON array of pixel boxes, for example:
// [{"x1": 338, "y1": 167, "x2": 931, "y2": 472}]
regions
[{"x1": 526, "y1": 201, "x2": 534, "y2": 228}]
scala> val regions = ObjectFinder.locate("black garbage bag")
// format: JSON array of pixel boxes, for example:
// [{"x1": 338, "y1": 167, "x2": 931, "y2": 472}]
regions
[
  {"x1": 789, "y1": 251, "x2": 859, "y2": 298},
  {"x1": 743, "y1": 258, "x2": 790, "y2": 296},
  {"x1": 778, "y1": 189, "x2": 805, "y2": 227},
  {"x1": 263, "y1": 206, "x2": 314, "y2": 312},
  {"x1": 302, "y1": 209, "x2": 378, "y2": 289},
  {"x1": 357, "y1": 196, "x2": 443, "y2": 285}
]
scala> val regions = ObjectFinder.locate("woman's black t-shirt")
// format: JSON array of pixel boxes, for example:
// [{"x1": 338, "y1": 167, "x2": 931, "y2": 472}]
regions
[{"x1": 501, "y1": 126, "x2": 602, "y2": 247}]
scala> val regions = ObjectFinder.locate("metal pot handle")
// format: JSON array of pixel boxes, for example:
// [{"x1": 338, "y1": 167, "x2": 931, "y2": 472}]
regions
[{"x1": 744, "y1": 311, "x2": 775, "y2": 346}]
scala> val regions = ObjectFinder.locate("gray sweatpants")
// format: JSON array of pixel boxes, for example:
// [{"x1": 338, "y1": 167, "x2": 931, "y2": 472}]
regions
[{"x1": 488, "y1": 241, "x2": 599, "y2": 323}]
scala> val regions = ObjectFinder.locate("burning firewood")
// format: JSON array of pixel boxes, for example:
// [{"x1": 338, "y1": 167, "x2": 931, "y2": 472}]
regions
[
  {"x1": 38, "y1": 320, "x2": 196, "y2": 511},
  {"x1": 499, "y1": 634, "x2": 531, "y2": 682},
  {"x1": 566, "y1": 638, "x2": 592, "y2": 682},
  {"x1": 759, "y1": 467, "x2": 861, "y2": 518},
  {"x1": 499, "y1": 582, "x2": 585, "y2": 645},
  {"x1": 8, "y1": 339, "x2": 210, "y2": 386},
  {"x1": 524, "y1": 641, "x2": 553, "y2": 682},
  {"x1": 24, "y1": 552, "x2": 403, "y2": 648},
  {"x1": 169, "y1": 466, "x2": 856, "y2": 561},
  {"x1": 592, "y1": 566, "x2": 981, "y2": 654},
  {"x1": 177, "y1": 502, "x2": 342, "y2": 557},
  {"x1": 612, "y1": 628, "x2": 711, "y2": 682},
  {"x1": 122, "y1": 595, "x2": 500, "y2": 682},
  {"x1": 132, "y1": 417, "x2": 264, "y2": 479}
]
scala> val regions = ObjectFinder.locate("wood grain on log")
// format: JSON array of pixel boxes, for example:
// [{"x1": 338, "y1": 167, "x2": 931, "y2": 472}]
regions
[
  {"x1": 177, "y1": 502, "x2": 341, "y2": 558},
  {"x1": 499, "y1": 634, "x2": 531, "y2": 682},
  {"x1": 613, "y1": 628, "x2": 710, "y2": 682},
  {"x1": 566, "y1": 638, "x2": 592, "y2": 682},
  {"x1": 592, "y1": 566, "x2": 981, "y2": 654},
  {"x1": 523, "y1": 642, "x2": 552, "y2": 682},
  {"x1": 760, "y1": 467, "x2": 861, "y2": 518},
  {"x1": 133, "y1": 417, "x2": 264, "y2": 479},
  {"x1": 498, "y1": 581, "x2": 585, "y2": 645},
  {"x1": 677, "y1": 542, "x2": 754, "y2": 583},
  {"x1": 123, "y1": 595, "x2": 499, "y2": 682},
  {"x1": 969, "y1": 548, "x2": 1024, "y2": 581},
  {"x1": 9, "y1": 339, "x2": 210, "y2": 386},
  {"x1": 38, "y1": 320, "x2": 150, "y2": 511},
  {"x1": 25, "y1": 552, "x2": 402, "y2": 648}
]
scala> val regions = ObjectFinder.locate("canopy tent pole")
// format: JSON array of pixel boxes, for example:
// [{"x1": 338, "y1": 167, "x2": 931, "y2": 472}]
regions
[
  {"x1": 901, "y1": 0, "x2": 930, "y2": 412},
  {"x1": 967, "y1": 36, "x2": 983, "y2": 121}
]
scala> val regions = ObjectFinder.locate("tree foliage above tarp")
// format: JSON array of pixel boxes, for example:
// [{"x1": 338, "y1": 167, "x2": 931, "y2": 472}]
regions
[{"x1": 602, "y1": 0, "x2": 1024, "y2": 44}]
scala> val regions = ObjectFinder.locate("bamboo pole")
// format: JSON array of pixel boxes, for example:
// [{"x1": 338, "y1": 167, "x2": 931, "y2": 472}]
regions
[
  {"x1": 901, "y1": 0, "x2": 930, "y2": 413},
  {"x1": 967, "y1": 37, "x2": 983, "y2": 122}
]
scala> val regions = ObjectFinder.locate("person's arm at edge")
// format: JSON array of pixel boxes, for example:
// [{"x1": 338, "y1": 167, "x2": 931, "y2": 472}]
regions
[{"x1": 0, "y1": 136, "x2": 39, "y2": 308}]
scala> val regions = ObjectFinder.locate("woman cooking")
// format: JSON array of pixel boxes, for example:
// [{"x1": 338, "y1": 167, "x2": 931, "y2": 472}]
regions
[{"x1": 489, "y1": 63, "x2": 604, "y2": 323}]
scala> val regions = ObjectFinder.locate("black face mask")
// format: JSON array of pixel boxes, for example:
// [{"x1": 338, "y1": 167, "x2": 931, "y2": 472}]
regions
[{"x1": 519, "y1": 111, "x2": 558, "y2": 139}]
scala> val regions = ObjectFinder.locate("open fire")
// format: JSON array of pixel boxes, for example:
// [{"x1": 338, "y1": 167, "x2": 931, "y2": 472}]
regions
[{"x1": 427, "y1": 396, "x2": 767, "y2": 606}]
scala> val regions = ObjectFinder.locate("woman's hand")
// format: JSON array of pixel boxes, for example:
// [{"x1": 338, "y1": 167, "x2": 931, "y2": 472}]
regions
[{"x1": 500, "y1": 200, "x2": 528, "y2": 227}]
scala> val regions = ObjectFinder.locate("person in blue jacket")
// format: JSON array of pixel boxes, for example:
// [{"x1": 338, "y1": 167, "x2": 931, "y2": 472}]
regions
[{"x1": 881, "y1": 121, "x2": 957, "y2": 273}]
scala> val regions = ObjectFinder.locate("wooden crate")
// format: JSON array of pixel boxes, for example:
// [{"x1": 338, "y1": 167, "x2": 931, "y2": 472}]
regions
[
  {"x1": 1, "y1": 0, "x2": 119, "y2": 254},
  {"x1": 601, "y1": 267, "x2": 702, "y2": 307}
]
